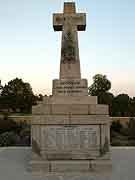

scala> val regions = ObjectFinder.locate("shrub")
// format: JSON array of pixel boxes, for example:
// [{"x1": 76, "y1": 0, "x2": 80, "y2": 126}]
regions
[
  {"x1": 0, "y1": 115, "x2": 31, "y2": 146},
  {"x1": 111, "y1": 121, "x2": 123, "y2": 133},
  {"x1": 0, "y1": 117, "x2": 18, "y2": 134},
  {"x1": 0, "y1": 131, "x2": 20, "y2": 146},
  {"x1": 18, "y1": 127, "x2": 31, "y2": 146}
]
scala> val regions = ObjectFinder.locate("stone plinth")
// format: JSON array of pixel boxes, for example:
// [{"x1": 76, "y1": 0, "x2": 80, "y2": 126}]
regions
[{"x1": 31, "y1": 95, "x2": 111, "y2": 173}]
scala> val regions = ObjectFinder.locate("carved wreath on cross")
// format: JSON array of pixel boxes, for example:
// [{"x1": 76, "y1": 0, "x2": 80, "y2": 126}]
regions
[{"x1": 61, "y1": 30, "x2": 76, "y2": 64}]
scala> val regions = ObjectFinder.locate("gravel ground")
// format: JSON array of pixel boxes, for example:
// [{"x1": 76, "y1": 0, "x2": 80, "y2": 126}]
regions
[{"x1": 0, "y1": 147, "x2": 135, "y2": 180}]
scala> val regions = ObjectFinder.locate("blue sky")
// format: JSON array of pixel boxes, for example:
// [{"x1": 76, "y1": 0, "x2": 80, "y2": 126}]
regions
[{"x1": 0, "y1": 0, "x2": 135, "y2": 96}]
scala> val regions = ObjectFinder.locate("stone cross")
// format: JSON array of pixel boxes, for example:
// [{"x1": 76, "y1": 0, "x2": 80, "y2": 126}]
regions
[{"x1": 53, "y1": 2, "x2": 86, "y2": 79}]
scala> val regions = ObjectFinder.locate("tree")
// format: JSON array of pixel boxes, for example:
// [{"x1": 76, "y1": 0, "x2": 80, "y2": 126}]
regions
[
  {"x1": 0, "y1": 80, "x2": 3, "y2": 95},
  {"x1": 128, "y1": 97, "x2": 135, "y2": 117},
  {"x1": 111, "y1": 121, "x2": 123, "y2": 133},
  {"x1": 88, "y1": 74, "x2": 113, "y2": 115},
  {"x1": 88, "y1": 74, "x2": 111, "y2": 96},
  {"x1": 112, "y1": 94, "x2": 130, "y2": 116},
  {"x1": 127, "y1": 118, "x2": 135, "y2": 139},
  {"x1": 1, "y1": 78, "x2": 35, "y2": 113}
]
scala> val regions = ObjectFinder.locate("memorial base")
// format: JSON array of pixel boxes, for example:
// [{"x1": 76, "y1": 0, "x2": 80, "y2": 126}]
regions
[{"x1": 31, "y1": 95, "x2": 111, "y2": 173}]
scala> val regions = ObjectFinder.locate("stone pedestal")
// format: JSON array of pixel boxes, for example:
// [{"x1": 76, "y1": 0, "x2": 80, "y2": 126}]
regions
[{"x1": 31, "y1": 96, "x2": 112, "y2": 173}]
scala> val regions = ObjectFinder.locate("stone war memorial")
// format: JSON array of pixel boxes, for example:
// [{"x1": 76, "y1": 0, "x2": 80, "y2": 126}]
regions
[{"x1": 31, "y1": 2, "x2": 112, "y2": 173}]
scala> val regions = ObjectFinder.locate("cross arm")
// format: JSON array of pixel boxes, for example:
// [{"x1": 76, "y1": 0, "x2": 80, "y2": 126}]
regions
[
  {"x1": 75, "y1": 13, "x2": 86, "y2": 31},
  {"x1": 53, "y1": 13, "x2": 63, "y2": 31}
]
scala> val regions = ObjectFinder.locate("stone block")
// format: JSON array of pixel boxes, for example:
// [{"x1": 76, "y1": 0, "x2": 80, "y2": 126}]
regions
[
  {"x1": 70, "y1": 115, "x2": 110, "y2": 125},
  {"x1": 53, "y1": 13, "x2": 63, "y2": 31},
  {"x1": 46, "y1": 153, "x2": 72, "y2": 160},
  {"x1": 50, "y1": 95, "x2": 97, "y2": 104},
  {"x1": 70, "y1": 104, "x2": 89, "y2": 114},
  {"x1": 32, "y1": 104, "x2": 51, "y2": 115},
  {"x1": 89, "y1": 105, "x2": 109, "y2": 115},
  {"x1": 30, "y1": 161, "x2": 50, "y2": 172},
  {"x1": 32, "y1": 116, "x2": 40, "y2": 124},
  {"x1": 32, "y1": 103, "x2": 109, "y2": 115},
  {"x1": 64, "y1": 2, "x2": 76, "y2": 14},
  {"x1": 90, "y1": 159, "x2": 112, "y2": 173},
  {"x1": 51, "y1": 104, "x2": 69, "y2": 115},
  {"x1": 40, "y1": 150, "x2": 100, "y2": 160},
  {"x1": 51, "y1": 104, "x2": 89, "y2": 115},
  {"x1": 32, "y1": 115, "x2": 110, "y2": 125},
  {"x1": 51, "y1": 160, "x2": 90, "y2": 172},
  {"x1": 76, "y1": 13, "x2": 86, "y2": 31}
]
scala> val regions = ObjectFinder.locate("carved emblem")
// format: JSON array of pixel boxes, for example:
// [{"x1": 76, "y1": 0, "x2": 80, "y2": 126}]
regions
[{"x1": 61, "y1": 30, "x2": 76, "y2": 64}]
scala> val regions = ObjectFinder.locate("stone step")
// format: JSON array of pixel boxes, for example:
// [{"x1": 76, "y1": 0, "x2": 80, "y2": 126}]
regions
[
  {"x1": 30, "y1": 159, "x2": 112, "y2": 173},
  {"x1": 32, "y1": 114, "x2": 110, "y2": 125},
  {"x1": 32, "y1": 104, "x2": 109, "y2": 115}
]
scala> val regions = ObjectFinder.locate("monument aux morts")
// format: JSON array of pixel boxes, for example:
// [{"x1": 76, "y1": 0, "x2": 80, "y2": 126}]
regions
[{"x1": 30, "y1": 2, "x2": 112, "y2": 173}]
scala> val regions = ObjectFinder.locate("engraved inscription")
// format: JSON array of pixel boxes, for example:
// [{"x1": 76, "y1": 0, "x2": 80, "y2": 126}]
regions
[
  {"x1": 54, "y1": 81, "x2": 87, "y2": 94},
  {"x1": 42, "y1": 125, "x2": 100, "y2": 150}
]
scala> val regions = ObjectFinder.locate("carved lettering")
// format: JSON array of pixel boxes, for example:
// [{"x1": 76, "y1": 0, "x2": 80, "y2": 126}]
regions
[{"x1": 42, "y1": 125, "x2": 100, "y2": 150}]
